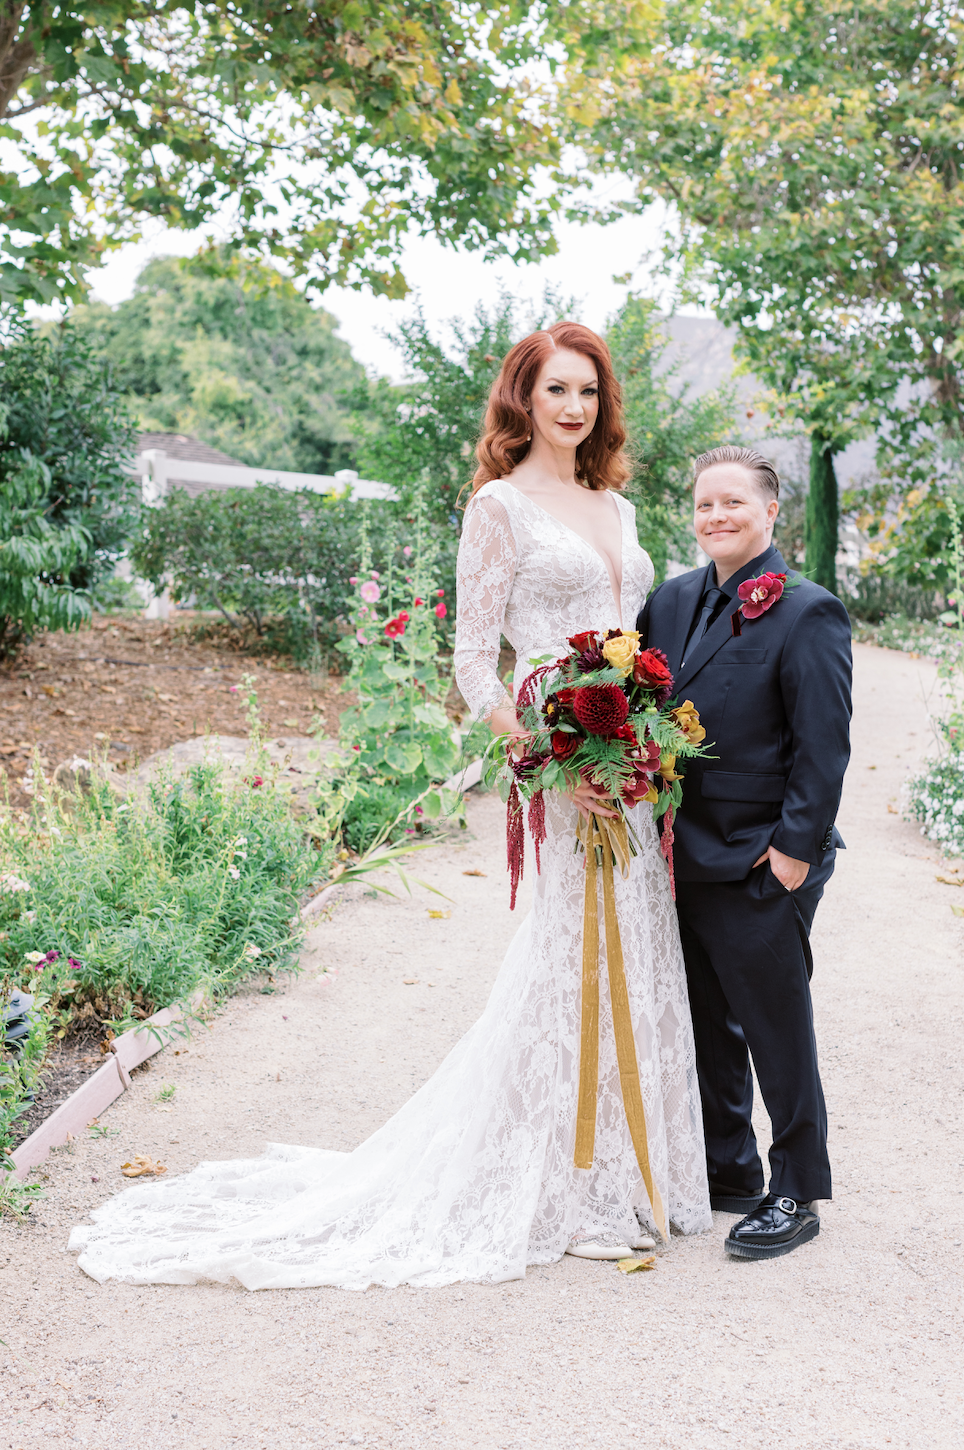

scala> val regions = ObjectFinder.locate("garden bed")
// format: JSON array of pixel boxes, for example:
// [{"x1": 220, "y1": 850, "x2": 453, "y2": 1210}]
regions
[
  {"x1": 0, "y1": 613, "x2": 353, "y2": 812},
  {"x1": 9, "y1": 1027, "x2": 113, "y2": 1149}
]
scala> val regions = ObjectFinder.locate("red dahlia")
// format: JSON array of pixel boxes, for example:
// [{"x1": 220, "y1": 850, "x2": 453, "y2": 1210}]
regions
[{"x1": 572, "y1": 683, "x2": 629, "y2": 736}]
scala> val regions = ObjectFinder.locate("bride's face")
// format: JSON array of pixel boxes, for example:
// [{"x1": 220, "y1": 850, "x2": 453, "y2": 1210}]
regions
[{"x1": 527, "y1": 348, "x2": 599, "y2": 450}]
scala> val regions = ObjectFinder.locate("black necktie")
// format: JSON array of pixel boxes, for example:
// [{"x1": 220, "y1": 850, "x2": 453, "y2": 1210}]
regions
[{"x1": 682, "y1": 586, "x2": 727, "y2": 665}]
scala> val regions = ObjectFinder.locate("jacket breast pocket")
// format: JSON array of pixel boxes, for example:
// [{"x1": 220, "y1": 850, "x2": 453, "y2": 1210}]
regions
[{"x1": 701, "y1": 771, "x2": 787, "y2": 803}]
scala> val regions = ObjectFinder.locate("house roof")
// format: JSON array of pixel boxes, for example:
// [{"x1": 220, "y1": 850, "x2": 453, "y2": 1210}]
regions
[{"x1": 135, "y1": 433, "x2": 244, "y2": 467}]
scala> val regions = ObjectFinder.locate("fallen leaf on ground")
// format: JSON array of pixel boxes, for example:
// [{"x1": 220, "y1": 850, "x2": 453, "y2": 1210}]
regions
[
  {"x1": 462, "y1": 869, "x2": 487, "y2": 877},
  {"x1": 403, "y1": 977, "x2": 419, "y2": 985},
  {"x1": 427, "y1": 909, "x2": 451, "y2": 919},
  {"x1": 935, "y1": 875, "x2": 964, "y2": 886},
  {"x1": 952, "y1": 905, "x2": 964, "y2": 917},
  {"x1": 617, "y1": 1256, "x2": 656, "y2": 1273},
  {"x1": 121, "y1": 1154, "x2": 167, "y2": 1178},
  {"x1": 887, "y1": 804, "x2": 899, "y2": 814}
]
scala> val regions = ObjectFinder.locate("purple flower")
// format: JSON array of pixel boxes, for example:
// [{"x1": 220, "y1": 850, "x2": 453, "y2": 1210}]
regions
[{"x1": 68, "y1": 957, "x2": 82, "y2": 970}]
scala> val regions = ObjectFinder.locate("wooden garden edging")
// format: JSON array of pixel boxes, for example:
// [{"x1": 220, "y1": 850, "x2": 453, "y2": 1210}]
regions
[{"x1": 10, "y1": 1004, "x2": 189, "y2": 1182}]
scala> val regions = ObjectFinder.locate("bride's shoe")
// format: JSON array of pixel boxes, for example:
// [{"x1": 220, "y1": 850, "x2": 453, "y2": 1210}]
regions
[{"x1": 566, "y1": 1232, "x2": 635, "y2": 1260}]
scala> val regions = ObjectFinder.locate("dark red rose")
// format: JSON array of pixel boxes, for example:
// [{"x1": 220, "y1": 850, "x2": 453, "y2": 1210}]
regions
[
  {"x1": 633, "y1": 647, "x2": 674, "y2": 705},
  {"x1": 572, "y1": 683, "x2": 630, "y2": 736},
  {"x1": 568, "y1": 631, "x2": 599, "y2": 654},
  {"x1": 551, "y1": 730, "x2": 579, "y2": 759}
]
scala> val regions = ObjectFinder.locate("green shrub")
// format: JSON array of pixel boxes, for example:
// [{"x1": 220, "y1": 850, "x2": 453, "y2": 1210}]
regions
[
  {"x1": 0, "y1": 753, "x2": 330, "y2": 1161},
  {"x1": 905, "y1": 501, "x2": 964, "y2": 854},
  {"x1": 132, "y1": 483, "x2": 386, "y2": 659},
  {"x1": 846, "y1": 574, "x2": 945, "y2": 624},
  {"x1": 0, "y1": 320, "x2": 140, "y2": 636}
]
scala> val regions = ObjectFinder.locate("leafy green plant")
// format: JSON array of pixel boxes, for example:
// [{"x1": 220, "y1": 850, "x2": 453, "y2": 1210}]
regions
[
  {"x1": 0, "y1": 1174, "x2": 45, "y2": 1221},
  {"x1": 906, "y1": 501, "x2": 964, "y2": 853},
  {"x1": 0, "y1": 749, "x2": 331, "y2": 1159},
  {"x1": 0, "y1": 319, "x2": 139, "y2": 657},
  {"x1": 329, "y1": 488, "x2": 465, "y2": 852}
]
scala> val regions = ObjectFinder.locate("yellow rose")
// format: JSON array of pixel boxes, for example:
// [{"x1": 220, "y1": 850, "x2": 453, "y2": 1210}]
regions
[
  {"x1": 673, "y1": 700, "x2": 706, "y2": 745},
  {"x1": 601, "y1": 631, "x2": 640, "y2": 677}
]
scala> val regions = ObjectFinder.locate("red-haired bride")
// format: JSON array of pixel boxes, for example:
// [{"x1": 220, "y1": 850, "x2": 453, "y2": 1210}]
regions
[{"x1": 70, "y1": 324, "x2": 710, "y2": 1291}]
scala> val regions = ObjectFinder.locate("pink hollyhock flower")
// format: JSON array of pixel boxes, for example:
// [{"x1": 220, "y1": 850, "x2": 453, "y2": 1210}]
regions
[
  {"x1": 403, "y1": 545, "x2": 413, "y2": 557},
  {"x1": 414, "y1": 597, "x2": 424, "y2": 607},
  {"x1": 435, "y1": 603, "x2": 447, "y2": 619},
  {"x1": 437, "y1": 589, "x2": 444, "y2": 598},
  {"x1": 737, "y1": 571, "x2": 786, "y2": 618},
  {"x1": 371, "y1": 571, "x2": 380, "y2": 580},
  {"x1": 356, "y1": 629, "x2": 369, "y2": 644},
  {"x1": 349, "y1": 575, "x2": 358, "y2": 584},
  {"x1": 397, "y1": 611, "x2": 410, "y2": 623},
  {"x1": 359, "y1": 580, "x2": 381, "y2": 604}
]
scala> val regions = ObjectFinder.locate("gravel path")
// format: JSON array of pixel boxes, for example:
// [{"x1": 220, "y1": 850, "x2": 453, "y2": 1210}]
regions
[{"x1": 3, "y1": 642, "x2": 962, "y2": 1450}]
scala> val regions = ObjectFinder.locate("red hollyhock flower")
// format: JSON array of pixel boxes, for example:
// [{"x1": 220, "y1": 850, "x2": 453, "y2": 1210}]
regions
[
  {"x1": 737, "y1": 571, "x2": 786, "y2": 618},
  {"x1": 567, "y1": 630, "x2": 599, "y2": 654},
  {"x1": 551, "y1": 730, "x2": 579, "y2": 759},
  {"x1": 384, "y1": 616, "x2": 407, "y2": 639},
  {"x1": 572, "y1": 683, "x2": 629, "y2": 736},
  {"x1": 435, "y1": 603, "x2": 447, "y2": 619}
]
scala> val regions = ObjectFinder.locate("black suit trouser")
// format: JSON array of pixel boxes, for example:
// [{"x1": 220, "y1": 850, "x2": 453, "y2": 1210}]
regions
[{"x1": 675, "y1": 857, "x2": 833, "y2": 1203}]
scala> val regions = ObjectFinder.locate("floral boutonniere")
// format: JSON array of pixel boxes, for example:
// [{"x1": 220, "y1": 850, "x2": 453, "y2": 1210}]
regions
[{"x1": 731, "y1": 571, "x2": 800, "y2": 635}]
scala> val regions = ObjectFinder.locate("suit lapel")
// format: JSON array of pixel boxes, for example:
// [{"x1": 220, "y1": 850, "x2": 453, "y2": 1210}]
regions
[
  {"x1": 672, "y1": 547, "x2": 788, "y2": 698},
  {"x1": 665, "y1": 565, "x2": 711, "y2": 675}
]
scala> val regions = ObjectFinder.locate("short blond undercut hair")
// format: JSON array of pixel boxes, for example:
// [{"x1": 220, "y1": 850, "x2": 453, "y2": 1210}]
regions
[{"x1": 692, "y1": 445, "x2": 780, "y2": 500}]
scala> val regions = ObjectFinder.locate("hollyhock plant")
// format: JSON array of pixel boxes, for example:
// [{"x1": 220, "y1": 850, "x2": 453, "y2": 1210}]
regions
[{"x1": 360, "y1": 580, "x2": 381, "y2": 604}]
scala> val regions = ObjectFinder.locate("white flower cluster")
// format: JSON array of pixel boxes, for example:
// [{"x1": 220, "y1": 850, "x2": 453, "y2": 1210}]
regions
[
  {"x1": 906, "y1": 755, "x2": 964, "y2": 854},
  {"x1": 0, "y1": 872, "x2": 31, "y2": 894}
]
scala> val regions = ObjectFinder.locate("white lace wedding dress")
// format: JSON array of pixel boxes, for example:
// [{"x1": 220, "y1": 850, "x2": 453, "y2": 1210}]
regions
[{"x1": 69, "y1": 479, "x2": 710, "y2": 1290}]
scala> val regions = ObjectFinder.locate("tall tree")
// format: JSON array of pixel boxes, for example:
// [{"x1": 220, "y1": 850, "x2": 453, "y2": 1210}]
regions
[
  {"x1": 0, "y1": 0, "x2": 560, "y2": 307},
  {"x1": 70, "y1": 253, "x2": 365, "y2": 473},
  {"x1": 560, "y1": 0, "x2": 964, "y2": 592}
]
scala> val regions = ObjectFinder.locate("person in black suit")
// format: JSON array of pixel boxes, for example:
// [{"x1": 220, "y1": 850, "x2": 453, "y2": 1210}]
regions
[{"x1": 636, "y1": 445, "x2": 852, "y2": 1259}]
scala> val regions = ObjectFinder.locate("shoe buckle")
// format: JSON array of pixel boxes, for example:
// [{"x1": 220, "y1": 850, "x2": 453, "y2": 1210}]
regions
[{"x1": 774, "y1": 1196, "x2": 798, "y2": 1215}]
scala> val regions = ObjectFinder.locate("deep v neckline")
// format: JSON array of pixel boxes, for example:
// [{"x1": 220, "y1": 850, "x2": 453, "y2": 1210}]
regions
[{"x1": 505, "y1": 484, "x2": 625, "y2": 624}]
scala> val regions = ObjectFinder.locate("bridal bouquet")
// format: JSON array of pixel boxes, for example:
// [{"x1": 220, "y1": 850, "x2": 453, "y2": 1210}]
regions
[{"x1": 482, "y1": 627, "x2": 709, "y2": 905}]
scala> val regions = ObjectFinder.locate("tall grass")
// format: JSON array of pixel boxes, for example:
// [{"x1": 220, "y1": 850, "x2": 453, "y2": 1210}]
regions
[{"x1": 0, "y1": 753, "x2": 331, "y2": 1161}]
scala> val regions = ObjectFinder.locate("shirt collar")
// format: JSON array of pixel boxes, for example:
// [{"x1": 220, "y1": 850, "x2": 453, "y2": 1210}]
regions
[{"x1": 711, "y1": 542, "x2": 780, "y2": 600}]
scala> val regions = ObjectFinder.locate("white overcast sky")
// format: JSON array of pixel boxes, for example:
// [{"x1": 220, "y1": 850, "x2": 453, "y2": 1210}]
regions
[{"x1": 82, "y1": 199, "x2": 687, "y2": 381}]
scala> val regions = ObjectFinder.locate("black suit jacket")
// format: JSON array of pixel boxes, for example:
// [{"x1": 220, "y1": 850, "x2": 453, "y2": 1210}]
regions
[{"x1": 636, "y1": 545, "x2": 853, "y2": 882}]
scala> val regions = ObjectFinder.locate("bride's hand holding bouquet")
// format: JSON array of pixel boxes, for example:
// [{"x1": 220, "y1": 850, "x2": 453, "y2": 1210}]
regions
[{"x1": 482, "y1": 627, "x2": 709, "y2": 902}]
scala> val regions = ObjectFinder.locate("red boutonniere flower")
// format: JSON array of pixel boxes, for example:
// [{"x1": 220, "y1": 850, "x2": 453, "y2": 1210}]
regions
[{"x1": 737, "y1": 572, "x2": 787, "y2": 619}]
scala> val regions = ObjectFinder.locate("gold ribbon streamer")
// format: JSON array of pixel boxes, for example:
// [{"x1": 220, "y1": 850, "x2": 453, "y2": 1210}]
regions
[{"x1": 574, "y1": 811, "x2": 668, "y2": 1243}]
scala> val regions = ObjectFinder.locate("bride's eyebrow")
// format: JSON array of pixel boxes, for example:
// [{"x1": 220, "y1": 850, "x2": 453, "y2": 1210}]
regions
[{"x1": 545, "y1": 375, "x2": 598, "y2": 386}]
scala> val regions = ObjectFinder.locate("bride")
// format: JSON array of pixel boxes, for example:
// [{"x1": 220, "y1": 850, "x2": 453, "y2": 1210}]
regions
[{"x1": 69, "y1": 321, "x2": 711, "y2": 1291}]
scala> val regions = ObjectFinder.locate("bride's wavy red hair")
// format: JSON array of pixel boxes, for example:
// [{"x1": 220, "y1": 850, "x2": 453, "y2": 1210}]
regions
[{"x1": 467, "y1": 321, "x2": 630, "y2": 501}]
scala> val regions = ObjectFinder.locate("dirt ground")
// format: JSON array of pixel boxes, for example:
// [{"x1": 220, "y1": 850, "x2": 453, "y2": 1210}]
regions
[
  {"x1": 2, "y1": 641, "x2": 963, "y2": 1450},
  {"x1": 0, "y1": 615, "x2": 348, "y2": 810}
]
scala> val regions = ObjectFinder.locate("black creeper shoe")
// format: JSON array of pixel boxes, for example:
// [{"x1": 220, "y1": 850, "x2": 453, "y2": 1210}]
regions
[{"x1": 724, "y1": 1193, "x2": 820, "y2": 1260}]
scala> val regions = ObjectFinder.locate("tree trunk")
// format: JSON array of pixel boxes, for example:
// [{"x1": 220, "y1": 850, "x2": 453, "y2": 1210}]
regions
[{"x1": 805, "y1": 435, "x2": 839, "y2": 594}]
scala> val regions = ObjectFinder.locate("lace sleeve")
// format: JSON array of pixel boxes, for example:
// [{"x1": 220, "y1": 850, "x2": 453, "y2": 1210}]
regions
[{"x1": 454, "y1": 491, "x2": 518, "y2": 721}]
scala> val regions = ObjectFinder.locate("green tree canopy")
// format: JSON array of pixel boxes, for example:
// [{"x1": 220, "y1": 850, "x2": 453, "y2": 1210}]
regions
[
  {"x1": 0, "y1": 0, "x2": 560, "y2": 308},
  {"x1": 560, "y1": 0, "x2": 964, "y2": 589},
  {"x1": 70, "y1": 253, "x2": 365, "y2": 473}
]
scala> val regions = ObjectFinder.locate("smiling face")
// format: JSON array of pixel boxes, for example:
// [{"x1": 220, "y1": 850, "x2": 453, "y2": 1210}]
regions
[
  {"x1": 693, "y1": 463, "x2": 780, "y2": 582},
  {"x1": 528, "y1": 348, "x2": 599, "y2": 450}
]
